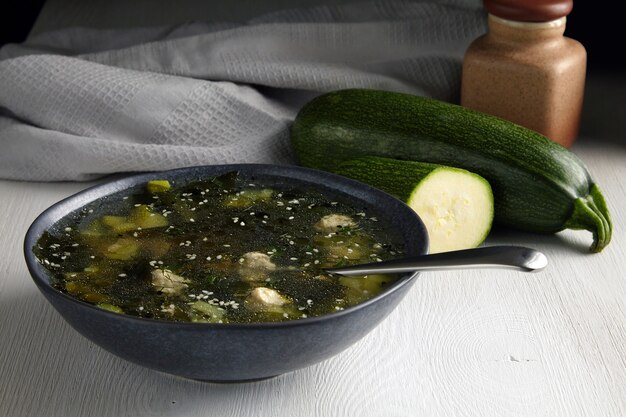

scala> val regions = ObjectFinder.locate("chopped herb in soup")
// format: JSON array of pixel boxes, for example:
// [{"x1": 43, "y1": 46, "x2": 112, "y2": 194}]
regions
[{"x1": 33, "y1": 172, "x2": 405, "y2": 323}]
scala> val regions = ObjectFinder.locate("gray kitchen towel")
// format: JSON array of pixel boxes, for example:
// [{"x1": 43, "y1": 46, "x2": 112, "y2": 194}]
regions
[{"x1": 0, "y1": 0, "x2": 486, "y2": 181}]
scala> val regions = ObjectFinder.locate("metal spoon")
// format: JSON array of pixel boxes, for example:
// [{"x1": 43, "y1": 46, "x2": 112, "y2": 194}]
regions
[{"x1": 324, "y1": 245, "x2": 547, "y2": 276}]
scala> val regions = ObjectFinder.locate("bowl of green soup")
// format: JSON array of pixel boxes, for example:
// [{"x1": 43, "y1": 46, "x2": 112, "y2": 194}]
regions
[{"x1": 24, "y1": 164, "x2": 428, "y2": 382}]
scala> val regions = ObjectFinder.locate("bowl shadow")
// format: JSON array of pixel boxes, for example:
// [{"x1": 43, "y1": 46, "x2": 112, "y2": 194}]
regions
[{"x1": 0, "y1": 288, "x2": 309, "y2": 417}]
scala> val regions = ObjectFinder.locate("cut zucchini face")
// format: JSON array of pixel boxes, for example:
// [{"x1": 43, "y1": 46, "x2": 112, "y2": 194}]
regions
[{"x1": 407, "y1": 167, "x2": 493, "y2": 253}]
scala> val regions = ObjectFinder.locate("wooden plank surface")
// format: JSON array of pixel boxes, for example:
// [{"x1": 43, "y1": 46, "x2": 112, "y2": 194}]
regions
[{"x1": 1, "y1": 1, "x2": 625, "y2": 416}]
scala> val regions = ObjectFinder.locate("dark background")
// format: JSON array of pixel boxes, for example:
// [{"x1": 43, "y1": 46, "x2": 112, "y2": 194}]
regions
[{"x1": 0, "y1": 0, "x2": 623, "y2": 72}]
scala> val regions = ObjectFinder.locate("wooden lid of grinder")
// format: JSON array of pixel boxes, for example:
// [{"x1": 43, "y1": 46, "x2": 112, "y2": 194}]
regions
[{"x1": 484, "y1": 0, "x2": 573, "y2": 22}]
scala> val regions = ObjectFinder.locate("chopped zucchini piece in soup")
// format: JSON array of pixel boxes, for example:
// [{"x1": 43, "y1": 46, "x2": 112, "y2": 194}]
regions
[
  {"x1": 146, "y1": 180, "x2": 171, "y2": 193},
  {"x1": 33, "y1": 172, "x2": 406, "y2": 323},
  {"x1": 224, "y1": 188, "x2": 274, "y2": 208},
  {"x1": 105, "y1": 238, "x2": 139, "y2": 260},
  {"x1": 97, "y1": 303, "x2": 124, "y2": 314},
  {"x1": 131, "y1": 205, "x2": 168, "y2": 229}
]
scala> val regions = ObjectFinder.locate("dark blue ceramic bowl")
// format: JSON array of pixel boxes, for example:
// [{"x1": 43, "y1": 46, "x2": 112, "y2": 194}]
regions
[{"x1": 24, "y1": 164, "x2": 428, "y2": 382}]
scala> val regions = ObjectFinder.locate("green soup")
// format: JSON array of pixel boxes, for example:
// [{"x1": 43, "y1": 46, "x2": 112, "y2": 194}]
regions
[{"x1": 33, "y1": 172, "x2": 404, "y2": 323}]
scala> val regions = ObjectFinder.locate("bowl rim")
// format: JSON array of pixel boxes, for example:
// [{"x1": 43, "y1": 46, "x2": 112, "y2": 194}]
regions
[{"x1": 24, "y1": 163, "x2": 428, "y2": 329}]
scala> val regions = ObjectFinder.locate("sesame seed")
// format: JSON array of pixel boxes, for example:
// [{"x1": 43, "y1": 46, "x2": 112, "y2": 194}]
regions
[
  {"x1": 288, "y1": 216, "x2": 295, "y2": 220},
  {"x1": 240, "y1": 222, "x2": 245, "y2": 226},
  {"x1": 189, "y1": 218, "x2": 195, "y2": 222},
  {"x1": 64, "y1": 227, "x2": 72, "y2": 232},
  {"x1": 216, "y1": 255, "x2": 223, "y2": 260},
  {"x1": 290, "y1": 257, "x2": 298, "y2": 261},
  {"x1": 118, "y1": 273, "x2": 127, "y2": 277}
]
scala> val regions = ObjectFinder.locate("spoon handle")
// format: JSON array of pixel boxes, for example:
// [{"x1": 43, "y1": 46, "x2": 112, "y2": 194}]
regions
[{"x1": 324, "y1": 246, "x2": 548, "y2": 276}]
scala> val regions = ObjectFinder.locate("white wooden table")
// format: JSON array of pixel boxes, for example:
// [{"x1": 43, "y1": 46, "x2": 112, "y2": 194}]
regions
[{"x1": 1, "y1": 1, "x2": 625, "y2": 416}]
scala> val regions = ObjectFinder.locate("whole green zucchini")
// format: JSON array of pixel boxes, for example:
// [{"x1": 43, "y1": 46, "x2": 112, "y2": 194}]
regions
[{"x1": 290, "y1": 89, "x2": 612, "y2": 252}]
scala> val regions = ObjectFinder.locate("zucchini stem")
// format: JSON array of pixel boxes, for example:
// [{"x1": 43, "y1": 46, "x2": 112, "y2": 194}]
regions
[{"x1": 564, "y1": 185, "x2": 612, "y2": 252}]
